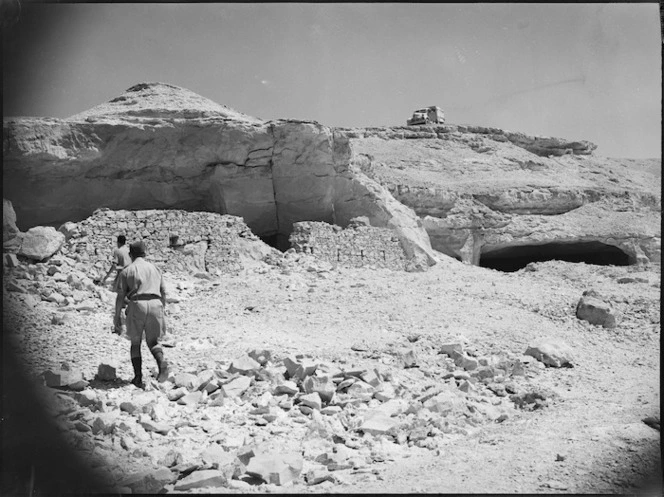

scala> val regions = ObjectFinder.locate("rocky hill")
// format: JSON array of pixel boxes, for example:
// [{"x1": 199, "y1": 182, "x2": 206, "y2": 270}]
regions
[{"x1": 3, "y1": 82, "x2": 661, "y2": 271}]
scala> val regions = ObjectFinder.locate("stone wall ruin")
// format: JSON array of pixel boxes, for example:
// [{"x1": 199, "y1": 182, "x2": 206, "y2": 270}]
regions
[
  {"x1": 289, "y1": 219, "x2": 407, "y2": 270},
  {"x1": 59, "y1": 209, "x2": 268, "y2": 275}
]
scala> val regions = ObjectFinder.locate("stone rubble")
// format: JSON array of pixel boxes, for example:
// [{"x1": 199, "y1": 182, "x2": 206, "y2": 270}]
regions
[
  {"x1": 7, "y1": 215, "x2": 642, "y2": 493},
  {"x1": 25, "y1": 332, "x2": 554, "y2": 492}
]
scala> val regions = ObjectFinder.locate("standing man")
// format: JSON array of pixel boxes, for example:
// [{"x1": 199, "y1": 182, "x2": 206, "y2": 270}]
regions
[
  {"x1": 100, "y1": 235, "x2": 132, "y2": 291},
  {"x1": 114, "y1": 241, "x2": 169, "y2": 388}
]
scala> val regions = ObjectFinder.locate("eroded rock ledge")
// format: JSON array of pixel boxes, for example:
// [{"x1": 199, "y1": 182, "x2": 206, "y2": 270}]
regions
[
  {"x1": 3, "y1": 82, "x2": 660, "y2": 271},
  {"x1": 337, "y1": 125, "x2": 598, "y2": 157}
]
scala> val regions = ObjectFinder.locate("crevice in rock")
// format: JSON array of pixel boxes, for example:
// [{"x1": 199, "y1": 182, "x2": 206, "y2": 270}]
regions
[
  {"x1": 479, "y1": 241, "x2": 632, "y2": 272},
  {"x1": 264, "y1": 124, "x2": 290, "y2": 252}
]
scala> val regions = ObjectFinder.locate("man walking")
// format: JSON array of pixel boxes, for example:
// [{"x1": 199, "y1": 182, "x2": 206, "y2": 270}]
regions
[
  {"x1": 100, "y1": 235, "x2": 132, "y2": 291},
  {"x1": 114, "y1": 241, "x2": 169, "y2": 388}
]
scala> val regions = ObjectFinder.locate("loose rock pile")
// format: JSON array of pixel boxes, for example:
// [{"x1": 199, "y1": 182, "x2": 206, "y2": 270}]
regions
[
  {"x1": 4, "y1": 252, "x2": 106, "y2": 314},
  {"x1": 35, "y1": 338, "x2": 560, "y2": 492}
]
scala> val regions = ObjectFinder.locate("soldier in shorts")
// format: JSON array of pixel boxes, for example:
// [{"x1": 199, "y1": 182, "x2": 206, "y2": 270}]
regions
[
  {"x1": 114, "y1": 241, "x2": 169, "y2": 388},
  {"x1": 100, "y1": 235, "x2": 132, "y2": 291}
]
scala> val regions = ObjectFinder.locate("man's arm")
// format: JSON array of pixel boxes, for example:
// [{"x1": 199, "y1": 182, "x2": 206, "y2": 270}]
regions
[
  {"x1": 159, "y1": 274, "x2": 167, "y2": 308},
  {"x1": 101, "y1": 249, "x2": 120, "y2": 284},
  {"x1": 100, "y1": 262, "x2": 117, "y2": 285}
]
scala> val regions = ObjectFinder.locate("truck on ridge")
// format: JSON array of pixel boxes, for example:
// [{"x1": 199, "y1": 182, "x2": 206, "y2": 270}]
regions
[{"x1": 406, "y1": 106, "x2": 445, "y2": 126}]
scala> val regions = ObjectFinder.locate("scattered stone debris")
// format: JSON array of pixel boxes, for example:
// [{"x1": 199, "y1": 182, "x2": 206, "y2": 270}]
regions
[
  {"x1": 5, "y1": 230, "x2": 612, "y2": 491},
  {"x1": 27, "y1": 339, "x2": 553, "y2": 490}
]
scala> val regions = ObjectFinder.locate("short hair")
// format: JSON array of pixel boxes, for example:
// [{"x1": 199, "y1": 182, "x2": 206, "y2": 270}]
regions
[
  {"x1": 129, "y1": 241, "x2": 146, "y2": 258},
  {"x1": 117, "y1": 235, "x2": 126, "y2": 245}
]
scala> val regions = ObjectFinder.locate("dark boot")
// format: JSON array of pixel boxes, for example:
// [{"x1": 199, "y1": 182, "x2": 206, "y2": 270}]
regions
[
  {"x1": 130, "y1": 356, "x2": 144, "y2": 388},
  {"x1": 151, "y1": 346, "x2": 169, "y2": 382}
]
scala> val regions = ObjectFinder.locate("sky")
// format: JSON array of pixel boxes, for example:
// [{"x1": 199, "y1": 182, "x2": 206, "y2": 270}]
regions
[{"x1": 2, "y1": 3, "x2": 661, "y2": 158}]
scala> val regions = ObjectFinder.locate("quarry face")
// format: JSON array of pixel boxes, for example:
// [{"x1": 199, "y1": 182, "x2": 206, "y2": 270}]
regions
[{"x1": 3, "y1": 82, "x2": 660, "y2": 270}]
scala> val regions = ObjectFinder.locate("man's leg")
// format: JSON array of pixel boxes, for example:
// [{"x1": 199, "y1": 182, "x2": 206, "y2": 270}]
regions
[
  {"x1": 149, "y1": 343, "x2": 169, "y2": 382},
  {"x1": 145, "y1": 301, "x2": 169, "y2": 382},
  {"x1": 130, "y1": 344, "x2": 143, "y2": 388},
  {"x1": 126, "y1": 302, "x2": 147, "y2": 388}
]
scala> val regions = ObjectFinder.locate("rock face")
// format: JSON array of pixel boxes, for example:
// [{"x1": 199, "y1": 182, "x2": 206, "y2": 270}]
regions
[
  {"x1": 3, "y1": 83, "x2": 436, "y2": 268},
  {"x1": 348, "y1": 130, "x2": 661, "y2": 266},
  {"x1": 4, "y1": 82, "x2": 659, "y2": 269}
]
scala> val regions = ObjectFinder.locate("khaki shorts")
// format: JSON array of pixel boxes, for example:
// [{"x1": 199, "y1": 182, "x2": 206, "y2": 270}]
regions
[
  {"x1": 112, "y1": 272, "x2": 122, "y2": 293},
  {"x1": 126, "y1": 300, "x2": 165, "y2": 345}
]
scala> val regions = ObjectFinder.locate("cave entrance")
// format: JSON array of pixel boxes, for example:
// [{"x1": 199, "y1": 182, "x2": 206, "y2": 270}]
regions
[
  {"x1": 259, "y1": 233, "x2": 291, "y2": 252},
  {"x1": 479, "y1": 241, "x2": 632, "y2": 272}
]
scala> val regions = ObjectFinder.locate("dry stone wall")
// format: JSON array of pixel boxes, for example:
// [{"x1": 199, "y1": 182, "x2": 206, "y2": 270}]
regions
[
  {"x1": 289, "y1": 220, "x2": 406, "y2": 270},
  {"x1": 59, "y1": 209, "x2": 261, "y2": 275}
]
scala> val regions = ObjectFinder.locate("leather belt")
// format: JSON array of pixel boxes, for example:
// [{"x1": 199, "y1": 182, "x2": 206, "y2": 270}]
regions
[{"x1": 129, "y1": 294, "x2": 161, "y2": 301}]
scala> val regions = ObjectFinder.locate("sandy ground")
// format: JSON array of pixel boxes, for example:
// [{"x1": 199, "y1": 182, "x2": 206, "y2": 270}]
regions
[{"x1": 3, "y1": 252, "x2": 661, "y2": 494}]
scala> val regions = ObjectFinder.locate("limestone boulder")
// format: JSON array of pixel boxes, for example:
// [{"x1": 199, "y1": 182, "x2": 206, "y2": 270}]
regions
[
  {"x1": 360, "y1": 411, "x2": 399, "y2": 436},
  {"x1": 96, "y1": 362, "x2": 118, "y2": 381},
  {"x1": 43, "y1": 368, "x2": 88, "y2": 391},
  {"x1": 576, "y1": 290, "x2": 619, "y2": 329},
  {"x1": 525, "y1": 340, "x2": 574, "y2": 368},
  {"x1": 18, "y1": 226, "x2": 65, "y2": 261},
  {"x1": 303, "y1": 376, "x2": 336, "y2": 403},
  {"x1": 228, "y1": 355, "x2": 261, "y2": 376},
  {"x1": 245, "y1": 452, "x2": 304, "y2": 486},
  {"x1": 221, "y1": 376, "x2": 251, "y2": 398}
]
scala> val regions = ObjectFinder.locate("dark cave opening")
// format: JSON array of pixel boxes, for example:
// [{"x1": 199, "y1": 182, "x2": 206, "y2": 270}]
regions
[
  {"x1": 479, "y1": 241, "x2": 632, "y2": 272},
  {"x1": 259, "y1": 233, "x2": 291, "y2": 252}
]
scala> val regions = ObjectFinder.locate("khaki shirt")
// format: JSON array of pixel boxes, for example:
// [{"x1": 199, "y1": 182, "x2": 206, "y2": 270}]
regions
[
  {"x1": 117, "y1": 258, "x2": 166, "y2": 303},
  {"x1": 112, "y1": 245, "x2": 132, "y2": 270}
]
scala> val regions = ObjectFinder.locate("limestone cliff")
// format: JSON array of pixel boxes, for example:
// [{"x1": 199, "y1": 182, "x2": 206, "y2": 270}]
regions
[
  {"x1": 4, "y1": 82, "x2": 660, "y2": 269},
  {"x1": 346, "y1": 128, "x2": 660, "y2": 265},
  {"x1": 3, "y1": 83, "x2": 436, "y2": 268}
]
